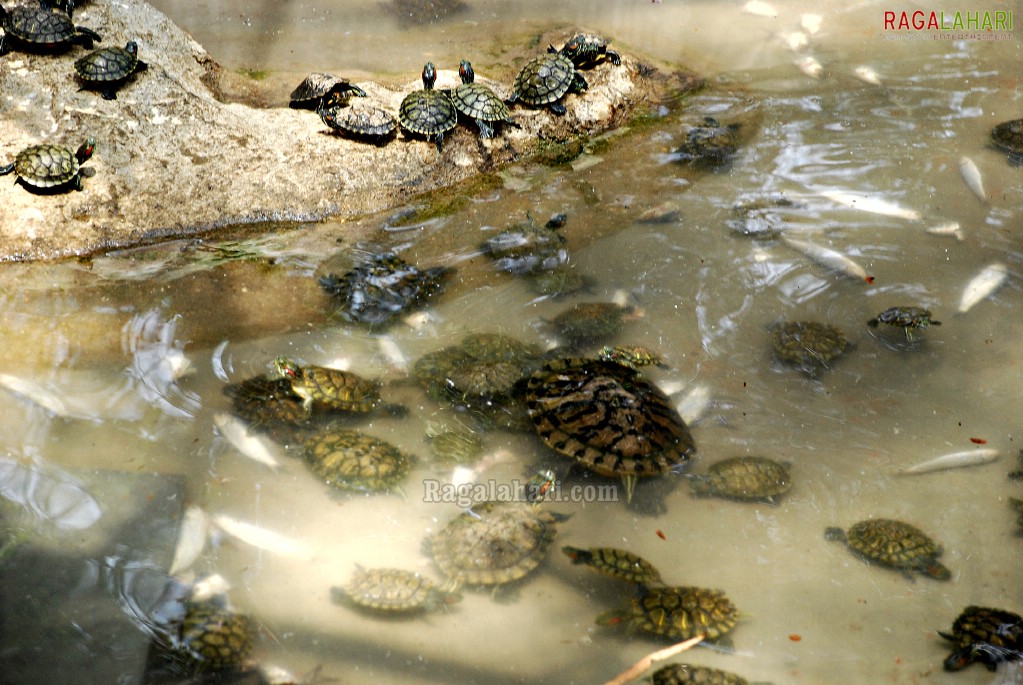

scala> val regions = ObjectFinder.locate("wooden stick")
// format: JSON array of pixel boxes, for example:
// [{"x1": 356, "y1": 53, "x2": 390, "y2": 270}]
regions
[{"x1": 602, "y1": 634, "x2": 706, "y2": 685}]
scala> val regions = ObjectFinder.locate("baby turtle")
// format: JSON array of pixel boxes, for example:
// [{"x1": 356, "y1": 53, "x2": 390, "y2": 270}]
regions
[
  {"x1": 525, "y1": 357, "x2": 696, "y2": 502},
  {"x1": 771, "y1": 320, "x2": 851, "y2": 377},
  {"x1": 562, "y1": 545, "x2": 662, "y2": 584},
  {"x1": 171, "y1": 600, "x2": 254, "y2": 673},
  {"x1": 689, "y1": 456, "x2": 792, "y2": 505},
  {"x1": 555, "y1": 33, "x2": 621, "y2": 69},
  {"x1": 528, "y1": 266, "x2": 594, "y2": 299},
  {"x1": 318, "y1": 95, "x2": 397, "y2": 143},
  {"x1": 319, "y1": 251, "x2": 454, "y2": 326},
  {"x1": 331, "y1": 567, "x2": 460, "y2": 614},
  {"x1": 450, "y1": 60, "x2": 518, "y2": 139},
  {"x1": 223, "y1": 375, "x2": 306, "y2": 427},
  {"x1": 674, "y1": 117, "x2": 742, "y2": 170},
  {"x1": 289, "y1": 72, "x2": 366, "y2": 109},
  {"x1": 0, "y1": 138, "x2": 95, "y2": 193},
  {"x1": 273, "y1": 355, "x2": 383, "y2": 416},
  {"x1": 481, "y1": 214, "x2": 568, "y2": 276},
  {"x1": 548, "y1": 302, "x2": 633, "y2": 347},
  {"x1": 399, "y1": 62, "x2": 458, "y2": 152},
  {"x1": 825, "y1": 518, "x2": 951, "y2": 580},
  {"x1": 74, "y1": 41, "x2": 148, "y2": 100},
  {"x1": 0, "y1": 4, "x2": 100, "y2": 54},
  {"x1": 303, "y1": 428, "x2": 413, "y2": 493},
  {"x1": 427, "y1": 500, "x2": 567, "y2": 588},
  {"x1": 991, "y1": 118, "x2": 1023, "y2": 165},
  {"x1": 939, "y1": 606, "x2": 1023, "y2": 671},
  {"x1": 597, "y1": 345, "x2": 666, "y2": 369},
  {"x1": 598, "y1": 585, "x2": 739, "y2": 643},
  {"x1": 652, "y1": 663, "x2": 750, "y2": 685},
  {"x1": 867, "y1": 306, "x2": 940, "y2": 340},
  {"x1": 507, "y1": 52, "x2": 587, "y2": 116}
]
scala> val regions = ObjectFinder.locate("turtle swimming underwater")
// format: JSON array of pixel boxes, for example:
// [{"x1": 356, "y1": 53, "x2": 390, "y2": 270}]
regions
[
  {"x1": 273, "y1": 355, "x2": 384, "y2": 417},
  {"x1": 771, "y1": 320, "x2": 851, "y2": 377},
  {"x1": 651, "y1": 663, "x2": 751, "y2": 685},
  {"x1": 450, "y1": 60, "x2": 518, "y2": 139},
  {"x1": 74, "y1": 41, "x2": 148, "y2": 100},
  {"x1": 223, "y1": 375, "x2": 307, "y2": 427},
  {"x1": 867, "y1": 306, "x2": 940, "y2": 340},
  {"x1": 0, "y1": 4, "x2": 100, "y2": 55},
  {"x1": 825, "y1": 518, "x2": 951, "y2": 580},
  {"x1": 547, "y1": 302, "x2": 635, "y2": 349},
  {"x1": 597, "y1": 344, "x2": 666, "y2": 370},
  {"x1": 939, "y1": 605, "x2": 1023, "y2": 671},
  {"x1": 303, "y1": 428, "x2": 414, "y2": 494},
  {"x1": 689, "y1": 456, "x2": 791, "y2": 505},
  {"x1": 331, "y1": 567, "x2": 460, "y2": 614},
  {"x1": 597, "y1": 584, "x2": 739, "y2": 643},
  {"x1": 562, "y1": 545, "x2": 663, "y2": 585},
  {"x1": 674, "y1": 117, "x2": 743, "y2": 170},
  {"x1": 991, "y1": 118, "x2": 1023, "y2": 165},
  {"x1": 480, "y1": 214, "x2": 568, "y2": 276},
  {"x1": 507, "y1": 51, "x2": 587, "y2": 116},
  {"x1": 0, "y1": 138, "x2": 95, "y2": 192},
  {"x1": 555, "y1": 33, "x2": 621, "y2": 69},
  {"x1": 165, "y1": 600, "x2": 254, "y2": 674},
  {"x1": 399, "y1": 62, "x2": 458, "y2": 152},
  {"x1": 289, "y1": 72, "x2": 367, "y2": 109}
]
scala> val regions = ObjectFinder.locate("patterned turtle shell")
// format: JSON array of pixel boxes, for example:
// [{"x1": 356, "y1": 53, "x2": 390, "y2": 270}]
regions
[
  {"x1": 507, "y1": 51, "x2": 587, "y2": 116},
  {"x1": 0, "y1": 5, "x2": 100, "y2": 54},
  {"x1": 556, "y1": 33, "x2": 622, "y2": 69},
  {"x1": 398, "y1": 62, "x2": 458, "y2": 151},
  {"x1": 652, "y1": 664, "x2": 749, "y2": 685},
  {"x1": 450, "y1": 60, "x2": 517, "y2": 139},
  {"x1": 548, "y1": 302, "x2": 631, "y2": 347},
  {"x1": 273, "y1": 355, "x2": 382, "y2": 415},
  {"x1": 289, "y1": 72, "x2": 366, "y2": 108},
  {"x1": 319, "y1": 95, "x2": 397, "y2": 141},
  {"x1": 689, "y1": 456, "x2": 792, "y2": 504},
  {"x1": 772, "y1": 320, "x2": 851, "y2": 377},
  {"x1": 991, "y1": 119, "x2": 1023, "y2": 162},
  {"x1": 173, "y1": 601, "x2": 254, "y2": 672},
  {"x1": 939, "y1": 605, "x2": 1023, "y2": 671},
  {"x1": 304, "y1": 428, "x2": 414, "y2": 493},
  {"x1": 332, "y1": 567, "x2": 460, "y2": 614},
  {"x1": 598, "y1": 585, "x2": 739, "y2": 642},
  {"x1": 867, "y1": 306, "x2": 940, "y2": 338},
  {"x1": 825, "y1": 518, "x2": 951, "y2": 580},
  {"x1": 74, "y1": 41, "x2": 148, "y2": 100},
  {"x1": 223, "y1": 375, "x2": 307, "y2": 426},
  {"x1": 562, "y1": 545, "x2": 662, "y2": 584},
  {"x1": 0, "y1": 138, "x2": 94, "y2": 191}
]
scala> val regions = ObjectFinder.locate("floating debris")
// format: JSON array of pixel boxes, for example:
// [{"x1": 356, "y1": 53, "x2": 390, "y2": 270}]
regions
[
  {"x1": 781, "y1": 234, "x2": 869, "y2": 281},
  {"x1": 925, "y1": 221, "x2": 964, "y2": 241},
  {"x1": 958, "y1": 262, "x2": 1008, "y2": 313},
  {"x1": 794, "y1": 55, "x2": 823, "y2": 79},
  {"x1": 743, "y1": 0, "x2": 778, "y2": 18},
  {"x1": 781, "y1": 31, "x2": 808, "y2": 52},
  {"x1": 895, "y1": 448, "x2": 1000, "y2": 476},
  {"x1": 819, "y1": 189, "x2": 922, "y2": 221},
  {"x1": 853, "y1": 65, "x2": 882, "y2": 85},
  {"x1": 958, "y1": 156, "x2": 987, "y2": 203}
]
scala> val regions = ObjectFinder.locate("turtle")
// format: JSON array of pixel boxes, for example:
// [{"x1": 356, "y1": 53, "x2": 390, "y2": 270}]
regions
[
  {"x1": 170, "y1": 600, "x2": 254, "y2": 673},
  {"x1": 651, "y1": 663, "x2": 751, "y2": 685},
  {"x1": 597, "y1": 585, "x2": 739, "y2": 643},
  {"x1": 318, "y1": 251, "x2": 454, "y2": 326},
  {"x1": 273, "y1": 355, "x2": 384, "y2": 416},
  {"x1": 0, "y1": 4, "x2": 100, "y2": 55},
  {"x1": 303, "y1": 428, "x2": 414, "y2": 493},
  {"x1": 289, "y1": 72, "x2": 367, "y2": 109},
  {"x1": 506, "y1": 52, "x2": 588, "y2": 116},
  {"x1": 331, "y1": 567, "x2": 460, "y2": 614},
  {"x1": 597, "y1": 345, "x2": 667, "y2": 369},
  {"x1": 561, "y1": 545, "x2": 663, "y2": 584},
  {"x1": 555, "y1": 33, "x2": 621, "y2": 69},
  {"x1": 547, "y1": 302, "x2": 634, "y2": 348},
  {"x1": 991, "y1": 118, "x2": 1023, "y2": 165},
  {"x1": 939, "y1": 606, "x2": 1023, "y2": 671},
  {"x1": 480, "y1": 214, "x2": 568, "y2": 276},
  {"x1": 824, "y1": 518, "x2": 951, "y2": 580},
  {"x1": 449, "y1": 60, "x2": 518, "y2": 139},
  {"x1": 40, "y1": 0, "x2": 78, "y2": 19},
  {"x1": 318, "y1": 95, "x2": 397, "y2": 143},
  {"x1": 426, "y1": 423, "x2": 484, "y2": 464},
  {"x1": 726, "y1": 196, "x2": 799, "y2": 239},
  {"x1": 524, "y1": 356, "x2": 696, "y2": 502},
  {"x1": 867, "y1": 306, "x2": 940, "y2": 340},
  {"x1": 74, "y1": 41, "x2": 148, "y2": 100},
  {"x1": 223, "y1": 375, "x2": 307, "y2": 427},
  {"x1": 674, "y1": 117, "x2": 743, "y2": 170},
  {"x1": 528, "y1": 266, "x2": 595, "y2": 299},
  {"x1": 771, "y1": 320, "x2": 851, "y2": 378},
  {"x1": 688, "y1": 456, "x2": 792, "y2": 505},
  {"x1": 398, "y1": 62, "x2": 458, "y2": 152},
  {"x1": 0, "y1": 138, "x2": 95, "y2": 192},
  {"x1": 426, "y1": 500, "x2": 567, "y2": 588}
]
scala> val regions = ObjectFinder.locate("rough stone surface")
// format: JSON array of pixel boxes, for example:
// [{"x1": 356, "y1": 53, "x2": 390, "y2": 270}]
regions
[{"x1": 0, "y1": 1, "x2": 699, "y2": 262}]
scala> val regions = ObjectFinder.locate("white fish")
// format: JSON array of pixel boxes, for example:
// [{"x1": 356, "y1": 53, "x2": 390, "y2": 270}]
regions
[
  {"x1": 675, "y1": 384, "x2": 712, "y2": 425},
  {"x1": 958, "y1": 156, "x2": 986, "y2": 202},
  {"x1": 377, "y1": 335, "x2": 409, "y2": 372},
  {"x1": 0, "y1": 374, "x2": 71, "y2": 416},
  {"x1": 190, "y1": 573, "x2": 231, "y2": 602},
  {"x1": 853, "y1": 65, "x2": 882, "y2": 85},
  {"x1": 894, "y1": 448, "x2": 999, "y2": 475},
  {"x1": 212, "y1": 412, "x2": 282, "y2": 471},
  {"x1": 211, "y1": 514, "x2": 312, "y2": 558},
  {"x1": 794, "y1": 55, "x2": 823, "y2": 79},
  {"x1": 169, "y1": 505, "x2": 209, "y2": 575},
  {"x1": 958, "y1": 262, "x2": 1009, "y2": 313},
  {"x1": 402, "y1": 311, "x2": 433, "y2": 330},
  {"x1": 743, "y1": 0, "x2": 778, "y2": 18},
  {"x1": 781, "y1": 235, "x2": 869, "y2": 281},
  {"x1": 801, "y1": 13, "x2": 823, "y2": 34},
  {"x1": 925, "y1": 221, "x2": 965, "y2": 241},
  {"x1": 820, "y1": 189, "x2": 922, "y2": 221}
]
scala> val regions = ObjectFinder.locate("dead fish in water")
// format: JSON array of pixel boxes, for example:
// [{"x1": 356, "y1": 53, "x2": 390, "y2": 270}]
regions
[
  {"x1": 819, "y1": 189, "x2": 922, "y2": 221},
  {"x1": 925, "y1": 221, "x2": 964, "y2": 241},
  {"x1": 958, "y1": 262, "x2": 1008, "y2": 313},
  {"x1": 958, "y1": 156, "x2": 986, "y2": 203},
  {"x1": 894, "y1": 448, "x2": 1000, "y2": 475},
  {"x1": 743, "y1": 0, "x2": 778, "y2": 17},
  {"x1": 0, "y1": 373, "x2": 72, "y2": 417},
  {"x1": 212, "y1": 412, "x2": 282, "y2": 471},
  {"x1": 376, "y1": 335, "x2": 409, "y2": 372},
  {"x1": 781, "y1": 234, "x2": 870, "y2": 282},
  {"x1": 794, "y1": 55, "x2": 823, "y2": 79},
  {"x1": 211, "y1": 514, "x2": 312, "y2": 559},
  {"x1": 675, "y1": 384, "x2": 713, "y2": 425},
  {"x1": 168, "y1": 504, "x2": 209, "y2": 575},
  {"x1": 853, "y1": 65, "x2": 882, "y2": 85}
]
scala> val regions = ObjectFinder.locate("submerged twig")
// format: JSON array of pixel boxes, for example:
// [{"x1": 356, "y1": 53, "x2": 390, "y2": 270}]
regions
[{"x1": 601, "y1": 634, "x2": 706, "y2": 685}]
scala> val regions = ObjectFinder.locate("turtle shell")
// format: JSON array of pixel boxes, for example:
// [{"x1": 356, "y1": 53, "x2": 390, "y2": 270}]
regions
[
  {"x1": 175, "y1": 601, "x2": 254, "y2": 672},
  {"x1": 562, "y1": 545, "x2": 662, "y2": 584},
  {"x1": 600, "y1": 585, "x2": 738, "y2": 642},
  {"x1": 223, "y1": 376, "x2": 306, "y2": 426},
  {"x1": 675, "y1": 117, "x2": 742, "y2": 169},
  {"x1": 320, "y1": 101, "x2": 397, "y2": 140},
  {"x1": 557, "y1": 33, "x2": 622, "y2": 69},
  {"x1": 548, "y1": 302, "x2": 631, "y2": 347},
  {"x1": 825, "y1": 518, "x2": 951, "y2": 580},
  {"x1": 652, "y1": 664, "x2": 750, "y2": 685},
  {"x1": 511, "y1": 52, "x2": 584, "y2": 109},
  {"x1": 304, "y1": 429, "x2": 413, "y2": 493},
  {"x1": 332, "y1": 567, "x2": 457, "y2": 613},
  {"x1": 290, "y1": 72, "x2": 366, "y2": 107},
  {"x1": 74, "y1": 41, "x2": 146, "y2": 99},
  {"x1": 427, "y1": 500, "x2": 566, "y2": 587},
  {"x1": 525, "y1": 357, "x2": 695, "y2": 479},
  {"x1": 2, "y1": 139, "x2": 94, "y2": 190},
  {"x1": 528, "y1": 267, "x2": 594, "y2": 299},
  {"x1": 446, "y1": 361, "x2": 524, "y2": 398},
  {"x1": 398, "y1": 62, "x2": 457, "y2": 150},
  {"x1": 867, "y1": 306, "x2": 940, "y2": 331},
  {"x1": 939, "y1": 606, "x2": 1023, "y2": 671},
  {"x1": 0, "y1": 6, "x2": 100, "y2": 51},
  {"x1": 689, "y1": 456, "x2": 791, "y2": 504},
  {"x1": 772, "y1": 320, "x2": 850, "y2": 377},
  {"x1": 597, "y1": 345, "x2": 665, "y2": 369},
  {"x1": 451, "y1": 60, "x2": 515, "y2": 138},
  {"x1": 991, "y1": 119, "x2": 1023, "y2": 161},
  {"x1": 274, "y1": 356, "x2": 382, "y2": 413},
  {"x1": 481, "y1": 219, "x2": 567, "y2": 275}
]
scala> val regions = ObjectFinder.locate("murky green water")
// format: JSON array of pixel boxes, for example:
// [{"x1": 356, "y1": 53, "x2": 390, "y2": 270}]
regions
[{"x1": 1, "y1": 1, "x2": 1021, "y2": 683}]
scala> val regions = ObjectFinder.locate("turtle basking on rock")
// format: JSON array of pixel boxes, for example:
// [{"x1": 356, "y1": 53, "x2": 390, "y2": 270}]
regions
[
  {"x1": 289, "y1": 72, "x2": 366, "y2": 109},
  {"x1": 399, "y1": 62, "x2": 458, "y2": 152},
  {"x1": 0, "y1": 137, "x2": 95, "y2": 193},
  {"x1": 449, "y1": 60, "x2": 518, "y2": 139},
  {"x1": 507, "y1": 51, "x2": 587, "y2": 116},
  {"x1": 318, "y1": 95, "x2": 397, "y2": 143},
  {"x1": 74, "y1": 41, "x2": 148, "y2": 100},
  {"x1": 0, "y1": 3, "x2": 100, "y2": 55},
  {"x1": 554, "y1": 33, "x2": 621, "y2": 69}
]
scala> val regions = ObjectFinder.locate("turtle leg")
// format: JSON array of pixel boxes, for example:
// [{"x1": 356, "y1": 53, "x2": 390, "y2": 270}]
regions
[
  {"x1": 74, "y1": 27, "x2": 101, "y2": 49},
  {"x1": 0, "y1": 35, "x2": 8, "y2": 56},
  {"x1": 607, "y1": 50, "x2": 622, "y2": 66},
  {"x1": 101, "y1": 86, "x2": 118, "y2": 101},
  {"x1": 475, "y1": 119, "x2": 495, "y2": 139},
  {"x1": 548, "y1": 102, "x2": 567, "y2": 116},
  {"x1": 621, "y1": 474, "x2": 637, "y2": 504},
  {"x1": 433, "y1": 133, "x2": 444, "y2": 153},
  {"x1": 72, "y1": 174, "x2": 83, "y2": 191},
  {"x1": 571, "y1": 73, "x2": 589, "y2": 93},
  {"x1": 504, "y1": 93, "x2": 519, "y2": 108},
  {"x1": 0, "y1": 163, "x2": 15, "y2": 176}
]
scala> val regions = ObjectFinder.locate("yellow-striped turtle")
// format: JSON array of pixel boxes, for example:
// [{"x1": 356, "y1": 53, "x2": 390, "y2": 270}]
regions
[
  {"x1": 450, "y1": 60, "x2": 517, "y2": 139},
  {"x1": 771, "y1": 320, "x2": 851, "y2": 377},
  {"x1": 991, "y1": 119, "x2": 1023, "y2": 164},
  {"x1": 825, "y1": 518, "x2": 951, "y2": 580},
  {"x1": 1, "y1": 138, "x2": 95, "y2": 192},
  {"x1": 74, "y1": 41, "x2": 148, "y2": 100},
  {"x1": 525, "y1": 357, "x2": 696, "y2": 501},
  {"x1": 290, "y1": 72, "x2": 366, "y2": 109},
  {"x1": 0, "y1": 4, "x2": 100, "y2": 54},
  {"x1": 507, "y1": 51, "x2": 587, "y2": 116},
  {"x1": 555, "y1": 33, "x2": 621, "y2": 69},
  {"x1": 399, "y1": 62, "x2": 458, "y2": 152},
  {"x1": 171, "y1": 601, "x2": 254, "y2": 673},
  {"x1": 223, "y1": 375, "x2": 307, "y2": 426},
  {"x1": 331, "y1": 567, "x2": 460, "y2": 614},
  {"x1": 939, "y1": 606, "x2": 1023, "y2": 671},
  {"x1": 426, "y1": 500, "x2": 567, "y2": 588},
  {"x1": 689, "y1": 456, "x2": 792, "y2": 505},
  {"x1": 562, "y1": 545, "x2": 662, "y2": 584},
  {"x1": 867, "y1": 306, "x2": 940, "y2": 340},
  {"x1": 303, "y1": 428, "x2": 414, "y2": 493},
  {"x1": 652, "y1": 664, "x2": 750, "y2": 685},
  {"x1": 597, "y1": 585, "x2": 739, "y2": 643},
  {"x1": 273, "y1": 355, "x2": 383, "y2": 416}
]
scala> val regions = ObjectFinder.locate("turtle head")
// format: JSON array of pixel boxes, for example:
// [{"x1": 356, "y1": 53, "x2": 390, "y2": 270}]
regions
[
  {"x1": 458, "y1": 60, "x2": 474, "y2": 85},
  {"x1": 273, "y1": 355, "x2": 299, "y2": 379},
  {"x1": 421, "y1": 62, "x2": 437, "y2": 90},
  {"x1": 76, "y1": 137, "x2": 96, "y2": 163},
  {"x1": 125, "y1": 41, "x2": 139, "y2": 57}
]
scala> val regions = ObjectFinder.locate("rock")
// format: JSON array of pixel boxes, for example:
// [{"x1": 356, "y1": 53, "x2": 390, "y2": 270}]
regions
[{"x1": 0, "y1": 0, "x2": 700, "y2": 262}]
